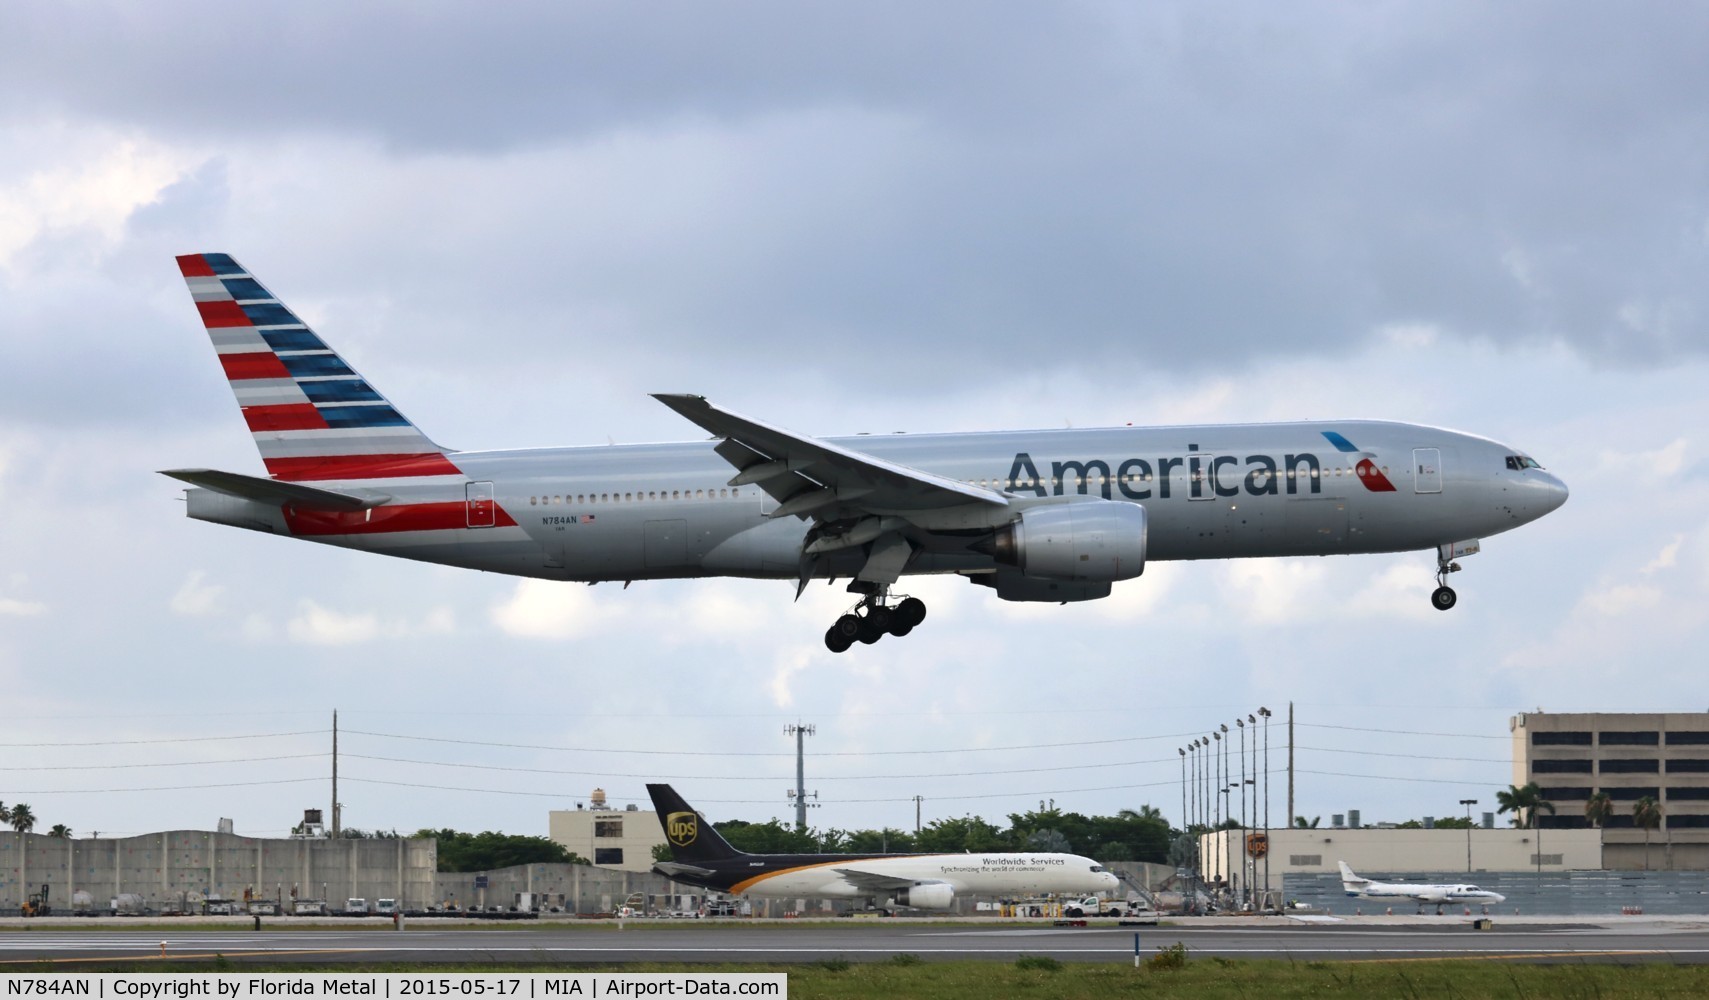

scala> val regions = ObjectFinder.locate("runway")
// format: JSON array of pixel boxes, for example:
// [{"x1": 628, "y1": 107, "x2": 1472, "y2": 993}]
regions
[{"x1": 3, "y1": 918, "x2": 1709, "y2": 966}]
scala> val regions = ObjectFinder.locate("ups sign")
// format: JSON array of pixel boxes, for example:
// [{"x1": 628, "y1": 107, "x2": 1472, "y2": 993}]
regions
[{"x1": 667, "y1": 811, "x2": 698, "y2": 847}]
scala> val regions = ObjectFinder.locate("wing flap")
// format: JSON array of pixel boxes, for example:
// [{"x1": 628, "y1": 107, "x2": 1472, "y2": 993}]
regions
[
  {"x1": 653, "y1": 394, "x2": 1007, "y2": 515},
  {"x1": 161, "y1": 468, "x2": 391, "y2": 511},
  {"x1": 832, "y1": 867, "x2": 921, "y2": 892}
]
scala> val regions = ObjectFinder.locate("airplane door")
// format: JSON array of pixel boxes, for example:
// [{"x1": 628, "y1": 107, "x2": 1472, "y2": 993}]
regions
[
  {"x1": 1412, "y1": 449, "x2": 1442, "y2": 494},
  {"x1": 466, "y1": 481, "x2": 497, "y2": 528}
]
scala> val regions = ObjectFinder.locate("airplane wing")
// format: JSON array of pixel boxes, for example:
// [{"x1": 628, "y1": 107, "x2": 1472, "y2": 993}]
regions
[
  {"x1": 160, "y1": 468, "x2": 390, "y2": 511},
  {"x1": 831, "y1": 867, "x2": 924, "y2": 893},
  {"x1": 652, "y1": 394, "x2": 1007, "y2": 518}
]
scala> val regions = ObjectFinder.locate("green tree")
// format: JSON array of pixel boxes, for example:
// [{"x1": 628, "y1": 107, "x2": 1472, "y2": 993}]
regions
[
  {"x1": 914, "y1": 815, "x2": 1008, "y2": 853},
  {"x1": 713, "y1": 818, "x2": 820, "y2": 854},
  {"x1": 844, "y1": 828, "x2": 914, "y2": 854},
  {"x1": 1496, "y1": 783, "x2": 1554, "y2": 828},
  {"x1": 415, "y1": 829, "x2": 588, "y2": 872},
  {"x1": 1027, "y1": 829, "x2": 1072, "y2": 853},
  {"x1": 1293, "y1": 816, "x2": 1320, "y2": 828},
  {"x1": 8, "y1": 803, "x2": 35, "y2": 833},
  {"x1": 47, "y1": 824, "x2": 72, "y2": 839},
  {"x1": 1632, "y1": 797, "x2": 1663, "y2": 871},
  {"x1": 1584, "y1": 791, "x2": 1614, "y2": 829}
]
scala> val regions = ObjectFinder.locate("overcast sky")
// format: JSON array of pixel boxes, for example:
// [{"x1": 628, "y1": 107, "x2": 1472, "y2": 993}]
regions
[{"x1": 2, "y1": 2, "x2": 1707, "y2": 848}]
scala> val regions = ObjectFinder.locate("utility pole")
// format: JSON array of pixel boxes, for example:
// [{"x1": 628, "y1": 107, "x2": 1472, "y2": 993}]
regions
[
  {"x1": 913, "y1": 795, "x2": 923, "y2": 835},
  {"x1": 784, "y1": 723, "x2": 815, "y2": 832},
  {"x1": 331, "y1": 710, "x2": 340, "y2": 839},
  {"x1": 1460, "y1": 798, "x2": 1478, "y2": 872},
  {"x1": 1259, "y1": 707, "x2": 1272, "y2": 909},
  {"x1": 1286, "y1": 702, "x2": 1295, "y2": 830}
]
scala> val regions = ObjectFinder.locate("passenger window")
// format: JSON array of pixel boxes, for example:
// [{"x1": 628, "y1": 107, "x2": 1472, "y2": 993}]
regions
[
  {"x1": 696, "y1": 489, "x2": 704, "y2": 498},
  {"x1": 720, "y1": 488, "x2": 728, "y2": 498},
  {"x1": 530, "y1": 496, "x2": 537, "y2": 505}
]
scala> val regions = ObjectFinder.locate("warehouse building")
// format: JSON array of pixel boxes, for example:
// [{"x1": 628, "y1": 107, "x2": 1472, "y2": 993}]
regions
[{"x1": 1512, "y1": 711, "x2": 1709, "y2": 869}]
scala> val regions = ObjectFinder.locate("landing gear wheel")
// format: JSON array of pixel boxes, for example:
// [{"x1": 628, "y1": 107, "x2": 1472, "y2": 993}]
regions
[
  {"x1": 895, "y1": 597, "x2": 927, "y2": 629},
  {"x1": 833, "y1": 614, "x2": 862, "y2": 640},
  {"x1": 859, "y1": 606, "x2": 891, "y2": 643},
  {"x1": 888, "y1": 622, "x2": 913, "y2": 638},
  {"x1": 825, "y1": 626, "x2": 853, "y2": 653},
  {"x1": 1431, "y1": 585, "x2": 1457, "y2": 611}
]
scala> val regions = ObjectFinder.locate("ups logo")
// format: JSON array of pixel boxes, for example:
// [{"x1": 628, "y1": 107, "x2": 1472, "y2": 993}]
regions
[{"x1": 667, "y1": 811, "x2": 698, "y2": 847}]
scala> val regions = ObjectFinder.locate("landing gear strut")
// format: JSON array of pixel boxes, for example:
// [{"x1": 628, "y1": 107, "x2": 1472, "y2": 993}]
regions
[
  {"x1": 1432, "y1": 549, "x2": 1461, "y2": 611},
  {"x1": 823, "y1": 586, "x2": 927, "y2": 653}
]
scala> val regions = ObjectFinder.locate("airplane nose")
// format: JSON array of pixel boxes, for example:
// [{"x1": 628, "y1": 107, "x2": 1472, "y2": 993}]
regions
[{"x1": 1542, "y1": 473, "x2": 1569, "y2": 513}]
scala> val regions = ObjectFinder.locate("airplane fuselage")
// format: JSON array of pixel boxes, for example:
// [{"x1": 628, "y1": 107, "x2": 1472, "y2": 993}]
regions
[
  {"x1": 664, "y1": 850, "x2": 1118, "y2": 901},
  {"x1": 187, "y1": 420, "x2": 1566, "y2": 586}
]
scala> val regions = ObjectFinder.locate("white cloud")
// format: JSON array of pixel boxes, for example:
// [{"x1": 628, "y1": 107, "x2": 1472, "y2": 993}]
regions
[
  {"x1": 1377, "y1": 322, "x2": 1441, "y2": 350},
  {"x1": 284, "y1": 599, "x2": 455, "y2": 645},
  {"x1": 0, "y1": 130, "x2": 192, "y2": 269},
  {"x1": 0, "y1": 597, "x2": 46, "y2": 617},
  {"x1": 1641, "y1": 536, "x2": 1684, "y2": 575},
  {"x1": 1581, "y1": 583, "x2": 1663, "y2": 618},
  {"x1": 489, "y1": 579, "x2": 615, "y2": 640},
  {"x1": 168, "y1": 570, "x2": 223, "y2": 616}
]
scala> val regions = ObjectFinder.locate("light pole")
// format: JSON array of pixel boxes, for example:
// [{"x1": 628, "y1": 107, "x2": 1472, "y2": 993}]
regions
[
  {"x1": 1459, "y1": 798, "x2": 1477, "y2": 872},
  {"x1": 1258, "y1": 707, "x2": 1272, "y2": 911},
  {"x1": 1237, "y1": 718, "x2": 1248, "y2": 907},
  {"x1": 1178, "y1": 747, "x2": 1188, "y2": 848}
]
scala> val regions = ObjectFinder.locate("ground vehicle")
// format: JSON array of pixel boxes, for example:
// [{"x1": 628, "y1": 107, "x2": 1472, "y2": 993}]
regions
[
  {"x1": 111, "y1": 893, "x2": 147, "y2": 916},
  {"x1": 249, "y1": 899, "x2": 279, "y2": 915},
  {"x1": 204, "y1": 894, "x2": 236, "y2": 916},
  {"x1": 21, "y1": 884, "x2": 50, "y2": 917},
  {"x1": 375, "y1": 898, "x2": 397, "y2": 915},
  {"x1": 293, "y1": 899, "x2": 328, "y2": 916},
  {"x1": 345, "y1": 897, "x2": 369, "y2": 915},
  {"x1": 1061, "y1": 896, "x2": 1131, "y2": 918}
]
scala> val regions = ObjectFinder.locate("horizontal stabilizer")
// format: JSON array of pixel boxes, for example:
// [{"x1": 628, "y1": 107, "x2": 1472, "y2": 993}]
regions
[
  {"x1": 160, "y1": 468, "x2": 390, "y2": 511},
  {"x1": 652, "y1": 861, "x2": 718, "y2": 880}
]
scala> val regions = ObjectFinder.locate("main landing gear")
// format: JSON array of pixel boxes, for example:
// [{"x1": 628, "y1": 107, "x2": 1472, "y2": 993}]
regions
[
  {"x1": 824, "y1": 587, "x2": 927, "y2": 653},
  {"x1": 1433, "y1": 550, "x2": 1462, "y2": 612}
]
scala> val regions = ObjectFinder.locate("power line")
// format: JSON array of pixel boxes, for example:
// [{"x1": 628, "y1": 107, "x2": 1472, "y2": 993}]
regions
[
  {"x1": 343, "y1": 776, "x2": 1181, "y2": 804},
  {"x1": 345, "y1": 728, "x2": 1205, "y2": 757},
  {"x1": 0, "y1": 753, "x2": 327, "y2": 772},
  {"x1": 0, "y1": 777, "x2": 323, "y2": 794},
  {"x1": 0, "y1": 730, "x2": 325, "y2": 748},
  {"x1": 1297, "y1": 723, "x2": 1508, "y2": 740},
  {"x1": 341, "y1": 752, "x2": 1191, "y2": 781}
]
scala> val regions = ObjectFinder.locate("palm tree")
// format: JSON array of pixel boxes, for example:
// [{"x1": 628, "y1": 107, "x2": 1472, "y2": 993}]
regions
[
  {"x1": 1584, "y1": 791, "x2": 1614, "y2": 829},
  {"x1": 47, "y1": 824, "x2": 72, "y2": 839},
  {"x1": 1496, "y1": 783, "x2": 1554, "y2": 828},
  {"x1": 1633, "y1": 796, "x2": 1663, "y2": 871},
  {"x1": 0, "y1": 802, "x2": 9, "y2": 826},
  {"x1": 8, "y1": 803, "x2": 35, "y2": 833},
  {"x1": 1293, "y1": 816, "x2": 1320, "y2": 829}
]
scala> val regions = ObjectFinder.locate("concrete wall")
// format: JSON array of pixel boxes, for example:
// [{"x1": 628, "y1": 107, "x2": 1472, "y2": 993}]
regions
[
  {"x1": 0, "y1": 831, "x2": 435, "y2": 911},
  {"x1": 1197, "y1": 827, "x2": 1603, "y2": 891}
]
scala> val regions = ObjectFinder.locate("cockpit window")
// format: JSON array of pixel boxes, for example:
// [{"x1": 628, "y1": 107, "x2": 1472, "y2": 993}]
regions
[
  {"x1": 1505, "y1": 455, "x2": 1545, "y2": 471},
  {"x1": 1090, "y1": 865, "x2": 1107, "y2": 873},
  {"x1": 1465, "y1": 885, "x2": 1481, "y2": 892}
]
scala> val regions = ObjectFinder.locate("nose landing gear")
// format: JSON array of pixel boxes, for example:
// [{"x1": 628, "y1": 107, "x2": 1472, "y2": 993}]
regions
[
  {"x1": 1432, "y1": 550, "x2": 1461, "y2": 611},
  {"x1": 823, "y1": 588, "x2": 928, "y2": 653}
]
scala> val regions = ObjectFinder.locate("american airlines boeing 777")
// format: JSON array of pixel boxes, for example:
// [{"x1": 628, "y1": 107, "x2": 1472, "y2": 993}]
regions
[{"x1": 164, "y1": 254, "x2": 1568, "y2": 650}]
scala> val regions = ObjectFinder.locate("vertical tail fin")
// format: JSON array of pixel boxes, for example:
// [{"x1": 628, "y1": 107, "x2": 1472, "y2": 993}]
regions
[
  {"x1": 1337, "y1": 861, "x2": 1368, "y2": 888},
  {"x1": 176, "y1": 253, "x2": 455, "y2": 482},
  {"x1": 646, "y1": 784, "x2": 743, "y2": 863}
]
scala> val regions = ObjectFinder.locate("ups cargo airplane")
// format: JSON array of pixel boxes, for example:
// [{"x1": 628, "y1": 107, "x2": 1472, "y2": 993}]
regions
[
  {"x1": 165, "y1": 254, "x2": 1568, "y2": 650},
  {"x1": 1338, "y1": 861, "x2": 1507, "y2": 914},
  {"x1": 646, "y1": 784, "x2": 1120, "y2": 909}
]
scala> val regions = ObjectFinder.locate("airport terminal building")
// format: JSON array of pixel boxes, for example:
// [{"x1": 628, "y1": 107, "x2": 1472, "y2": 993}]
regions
[{"x1": 1511, "y1": 711, "x2": 1709, "y2": 870}]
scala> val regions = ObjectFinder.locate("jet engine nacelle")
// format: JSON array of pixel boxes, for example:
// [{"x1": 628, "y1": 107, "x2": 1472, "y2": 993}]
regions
[
  {"x1": 990, "y1": 501, "x2": 1146, "y2": 582},
  {"x1": 892, "y1": 882, "x2": 956, "y2": 910}
]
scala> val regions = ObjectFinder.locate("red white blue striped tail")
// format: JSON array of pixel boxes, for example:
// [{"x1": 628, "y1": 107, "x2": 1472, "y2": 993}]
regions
[{"x1": 176, "y1": 253, "x2": 455, "y2": 482}]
